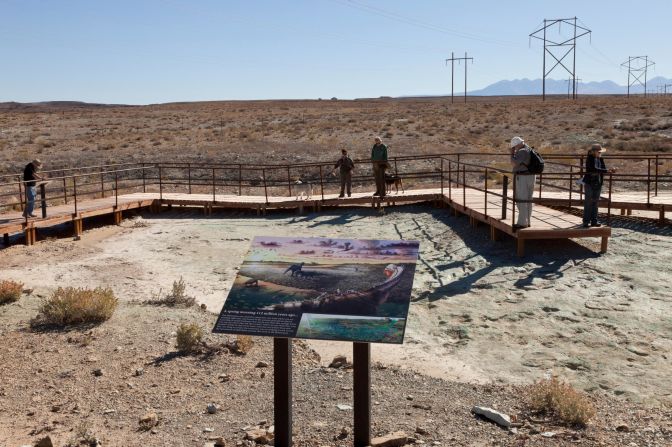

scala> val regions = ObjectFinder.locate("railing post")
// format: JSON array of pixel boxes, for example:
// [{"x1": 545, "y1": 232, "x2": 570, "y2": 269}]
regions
[
  {"x1": 287, "y1": 166, "x2": 292, "y2": 197},
  {"x1": 462, "y1": 165, "x2": 466, "y2": 206},
  {"x1": 17, "y1": 175, "x2": 23, "y2": 208},
  {"x1": 100, "y1": 167, "x2": 105, "y2": 198},
  {"x1": 568, "y1": 166, "x2": 573, "y2": 210},
  {"x1": 114, "y1": 171, "x2": 119, "y2": 208},
  {"x1": 319, "y1": 165, "x2": 325, "y2": 201},
  {"x1": 538, "y1": 172, "x2": 543, "y2": 199},
  {"x1": 238, "y1": 164, "x2": 242, "y2": 196},
  {"x1": 484, "y1": 167, "x2": 488, "y2": 217},
  {"x1": 142, "y1": 163, "x2": 146, "y2": 193},
  {"x1": 73, "y1": 176, "x2": 78, "y2": 215},
  {"x1": 654, "y1": 155, "x2": 659, "y2": 196},
  {"x1": 188, "y1": 163, "x2": 192, "y2": 195},
  {"x1": 607, "y1": 172, "x2": 613, "y2": 224},
  {"x1": 159, "y1": 165, "x2": 163, "y2": 200},
  {"x1": 647, "y1": 158, "x2": 652, "y2": 204},
  {"x1": 448, "y1": 160, "x2": 452, "y2": 200},
  {"x1": 262, "y1": 169, "x2": 269, "y2": 204},
  {"x1": 440, "y1": 158, "x2": 444, "y2": 195},
  {"x1": 63, "y1": 177, "x2": 68, "y2": 204},
  {"x1": 212, "y1": 168, "x2": 216, "y2": 202},
  {"x1": 501, "y1": 175, "x2": 508, "y2": 220}
]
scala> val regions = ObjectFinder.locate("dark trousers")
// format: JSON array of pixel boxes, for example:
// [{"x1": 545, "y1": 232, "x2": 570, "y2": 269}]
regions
[
  {"x1": 340, "y1": 171, "x2": 352, "y2": 196},
  {"x1": 583, "y1": 182, "x2": 602, "y2": 224},
  {"x1": 373, "y1": 162, "x2": 387, "y2": 195}
]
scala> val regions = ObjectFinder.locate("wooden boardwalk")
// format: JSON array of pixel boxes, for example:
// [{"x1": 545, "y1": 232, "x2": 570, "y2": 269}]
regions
[{"x1": 0, "y1": 187, "x2": 613, "y2": 256}]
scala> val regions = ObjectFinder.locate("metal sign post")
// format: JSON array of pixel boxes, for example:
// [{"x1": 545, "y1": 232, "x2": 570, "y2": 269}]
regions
[
  {"x1": 274, "y1": 338, "x2": 292, "y2": 447},
  {"x1": 353, "y1": 342, "x2": 371, "y2": 447}
]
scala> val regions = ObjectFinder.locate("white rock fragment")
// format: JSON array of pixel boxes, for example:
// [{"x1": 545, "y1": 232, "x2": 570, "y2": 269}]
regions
[{"x1": 472, "y1": 406, "x2": 512, "y2": 428}]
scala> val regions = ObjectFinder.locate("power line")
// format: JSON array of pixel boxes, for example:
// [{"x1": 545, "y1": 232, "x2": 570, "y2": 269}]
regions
[
  {"x1": 529, "y1": 17, "x2": 592, "y2": 101},
  {"x1": 621, "y1": 56, "x2": 655, "y2": 98},
  {"x1": 445, "y1": 52, "x2": 474, "y2": 103}
]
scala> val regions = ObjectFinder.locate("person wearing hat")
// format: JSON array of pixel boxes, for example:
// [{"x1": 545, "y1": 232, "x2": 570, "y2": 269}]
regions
[
  {"x1": 582, "y1": 144, "x2": 616, "y2": 228},
  {"x1": 371, "y1": 136, "x2": 389, "y2": 197},
  {"x1": 333, "y1": 149, "x2": 355, "y2": 198},
  {"x1": 22, "y1": 159, "x2": 44, "y2": 218},
  {"x1": 510, "y1": 136, "x2": 535, "y2": 229}
]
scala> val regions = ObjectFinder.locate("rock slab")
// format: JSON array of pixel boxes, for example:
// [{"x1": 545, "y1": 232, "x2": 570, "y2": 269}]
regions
[
  {"x1": 370, "y1": 431, "x2": 408, "y2": 447},
  {"x1": 472, "y1": 406, "x2": 511, "y2": 428}
]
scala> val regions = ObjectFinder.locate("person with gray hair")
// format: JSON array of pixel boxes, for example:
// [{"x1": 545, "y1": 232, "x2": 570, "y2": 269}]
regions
[
  {"x1": 22, "y1": 159, "x2": 44, "y2": 218},
  {"x1": 371, "y1": 136, "x2": 388, "y2": 197},
  {"x1": 509, "y1": 136, "x2": 535, "y2": 229}
]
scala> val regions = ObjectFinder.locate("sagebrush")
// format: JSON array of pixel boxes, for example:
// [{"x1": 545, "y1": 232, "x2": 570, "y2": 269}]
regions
[
  {"x1": 176, "y1": 323, "x2": 204, "y2": 353},
  {"x1": 150, "y1": 277, "x2": 196, "y2": 307},
  {"x1": 528, "y1": 376, "x2": 596, "y2": 427},
  {"x1": 36, "y1": 286, "x2": 118, "y2": 326},
  {"x1": 0, "y1": 280, "x2": 23, "y2": 304}
]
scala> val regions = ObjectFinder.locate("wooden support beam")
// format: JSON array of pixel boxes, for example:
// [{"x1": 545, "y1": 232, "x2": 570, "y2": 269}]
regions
[
  {"x1": 490, "y1": 225, "x2": 500, "y2": 242},
  {"x1": 627, "y1": 209, "x2": 632, "y2": 216},
  {"x1": 620, "y1": 208, "x2": 625, "y2": 216},
  {"x1": 3, "y1": 233, "x2": 9, "y2": 246},
  {"x1": 516, "y1": 238, "x2": 525, "y2": 257},
  {"x1": 24, "y1": 226, "x2": 34, "y2": 246},
  {"x1": 298, "y1": 204, "x2": 303, "y2": 215},
  {"x1": 73, "y1": 218, "x2": 83, "y2": 239},
  {"x1": 113, "y1": 210, "x2": 122, "y2": 225},
  {"x1": 600, "y1": 236, "x2": 609, "y2": 253},
  {"x1": 659, "y1": 206, "x2": 666, "y2": 226}
]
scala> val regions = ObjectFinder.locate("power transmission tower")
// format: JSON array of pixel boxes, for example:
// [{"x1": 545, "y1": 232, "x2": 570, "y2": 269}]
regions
[
  {"x1": 621, "y1": 56, "x2": 655, "y2": 97},
  {"x1": 664, "y1": 84, "x2": 672, "y2": 95},
  {"x1": 565, "y1": 77, "x2": 582, "y2": 98},
  {"x1": 445, "y1": 52, "x2": 474, "y2": 103},
  {"x1": 529, "y1": 17, "x2": 591, "y2": 101}
]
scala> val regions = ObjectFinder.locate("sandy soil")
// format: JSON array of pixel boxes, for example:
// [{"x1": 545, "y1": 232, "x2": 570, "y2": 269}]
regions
[{"x1": 2, "y1": 205, "x2": 671, "y2": 410}]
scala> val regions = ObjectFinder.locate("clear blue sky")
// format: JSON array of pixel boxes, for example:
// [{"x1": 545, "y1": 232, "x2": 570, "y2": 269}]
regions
[{"x1": 2, "y1": 0, "x2": 670, "y2": 104}]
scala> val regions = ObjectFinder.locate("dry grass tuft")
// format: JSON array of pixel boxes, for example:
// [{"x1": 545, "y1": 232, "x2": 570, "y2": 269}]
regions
[
  {"x1": 149, "y1": 277, "x2": 196, "y2": 307},
  {"x1": 0, "y1": 280, "x2": 23, "y2": 305},
  {"x1": 232, "y1": 335, "x2": 254, "y2": 355},
  {"x1": 35, "y1": 287, "x2": 118, "y2": 326},
  {"x1": 528, "y1": 376, "x2": 596, "y2": 427},
  {"x1": 176, "y1": 323, "x2": 204, "y2": 353}
]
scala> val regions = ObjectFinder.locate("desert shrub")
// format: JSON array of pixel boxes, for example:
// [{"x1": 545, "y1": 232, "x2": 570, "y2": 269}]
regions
[
  {"x1": 528, "y1": 376, "x2": 596, "y2": 427},
  {"x1": 232, "y1": 335, "x2": 254, "y2": 355},
  {"x1": 0, "y1": 280, "x2": 23, "y2": 304},
  {"x1": 150, "y1": 277, "x2": 196, "y2": 307},
  {"x1": 36, "y1": 287, "x2": 117, "y2": 326},
  {"x1": 176, "y1": 323, "x2": 204, "y2": 353}
]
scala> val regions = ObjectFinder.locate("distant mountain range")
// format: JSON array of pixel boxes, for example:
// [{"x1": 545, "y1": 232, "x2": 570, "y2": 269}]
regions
[{"x1": 468, "y1": 76, "x2": 672, "y2": 96}]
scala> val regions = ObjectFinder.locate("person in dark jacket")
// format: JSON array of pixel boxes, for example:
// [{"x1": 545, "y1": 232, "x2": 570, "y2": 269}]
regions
[
  {"x1": 371, "y1": 136, "x2": 388, "y2": 197},
  {"x1": 333, "y1": 149, "x2": 355, "y2": 197},
  {"x1": 582, "y1": 144, "x2": 616, "y2": 228},
  {"x1": 22, "y1": 159, "x2": 43, "y2": 218}
]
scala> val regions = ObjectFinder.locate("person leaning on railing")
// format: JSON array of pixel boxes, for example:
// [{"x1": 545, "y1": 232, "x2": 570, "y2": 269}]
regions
[
  {"x1": 22, "y1": 159, "x2": 44, "y2": 218},
  {"x1": 371, "y1": 136, "x2": 388, "y2": 197},
  {"x1": 510, "y1": 136, "x2": 535, "y2": 229},
  {"x1": 582, "y1": 144, "x2": 616, "y2": 228}
]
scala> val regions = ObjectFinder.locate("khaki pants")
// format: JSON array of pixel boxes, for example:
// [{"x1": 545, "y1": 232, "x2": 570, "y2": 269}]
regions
[
  {"x1": 373, "y1": 162, "x2": 387, "y2": 195},
  {"x1": 340, "y1": 171, "x2": 352, "y2": 196},
  {"x1": 515, "y1": 174, "x2": 536, "y2": 226}
]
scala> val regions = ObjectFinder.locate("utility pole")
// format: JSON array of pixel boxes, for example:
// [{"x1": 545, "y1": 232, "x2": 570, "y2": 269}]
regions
[
  {"x1": 445, "y1": 52, "x2": 474, "y2": 103},
  {"x1": 529, "y1": 17, "x2": 591, "y2": 101},
  {"x1": 621, "y1": 56, "x2": 655, "y2": 97},
  {"x1": 565, "y1": 77, "x2": 582, "y2": 98},
  {"x1": 664, "y1": 84, "x2": 672, "y2": 96}
]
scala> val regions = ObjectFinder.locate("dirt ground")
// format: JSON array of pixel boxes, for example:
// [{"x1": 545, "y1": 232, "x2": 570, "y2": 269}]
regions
[{"x1": 1, "y1": 204, "x2": 671, "y2": 446}]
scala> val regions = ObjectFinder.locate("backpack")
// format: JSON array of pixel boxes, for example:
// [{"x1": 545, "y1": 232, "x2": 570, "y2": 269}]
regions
[{"x1": 525, "y1": 147, "x2": 545, "y2": 174}]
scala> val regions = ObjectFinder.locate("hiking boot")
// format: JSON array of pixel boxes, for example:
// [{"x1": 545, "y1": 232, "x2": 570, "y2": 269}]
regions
[
  {"x1": 590, "y1": 222, "x2": 602, "y2": 227},
  {"x1": 338, "y1": 193, "x2": 344, "y2": 198},
  {"x1": 582, "y1": 223, "x2": 590, "y2": 228}
]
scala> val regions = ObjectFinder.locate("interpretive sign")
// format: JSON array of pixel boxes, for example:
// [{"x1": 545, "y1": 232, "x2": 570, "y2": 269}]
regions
[{"x1": 213, "y1": 236, "x2": 419, "y2": 344}]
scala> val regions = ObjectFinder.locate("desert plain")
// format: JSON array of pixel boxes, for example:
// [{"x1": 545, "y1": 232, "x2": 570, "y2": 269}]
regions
[{"x1": 1, "y1": 96, "x2": 671, "y2": 446}]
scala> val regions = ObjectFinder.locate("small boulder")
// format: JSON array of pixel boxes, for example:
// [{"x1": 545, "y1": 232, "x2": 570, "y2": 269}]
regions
[
  {"x1": 370, "y1": 431, "x2": 408, "y2": 447},
  {"x1": 329, "y1": 355, "x2": 348, "y2": 368},
  {"x1": 245, "y1": 428, "x2": 273, "y2": 445},
  {"x1": 472, "y1": 406, "x2": 511, "y2": 428},
  {"x1": 255, "y1": 361, "x2": 269, "y2": 368},
  {"x1": 92, "y1": 368, "x2": 104, "y2": 377},
  {"x1": 139, "y1": 412, "x2": 159, "y2": 430},
  {"x1": 207, "y1": 403, "x2": 218, "y2": 414},
  {"x1": 214, "y1": 438, "x2": 226, "y2": 447}
]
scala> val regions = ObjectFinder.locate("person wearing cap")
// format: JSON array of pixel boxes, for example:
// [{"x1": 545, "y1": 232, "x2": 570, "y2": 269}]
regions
[
  {"x1": 510, "y1": 136, "x2": 535, "y2": 229},
  {"x1": 22, "y1": 159, "x2": 44, "y2": 218},
  {"x1": 333, "y1": 149, "x2": 355, "y2": 198},
  {"x1": 582, "y1": 144, "x2": 616, "y2": 228},
  {"x1": 371, "y1": 136, "x2": 388, "y2": 197}
]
